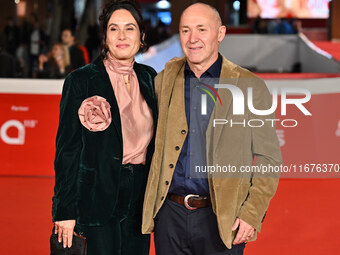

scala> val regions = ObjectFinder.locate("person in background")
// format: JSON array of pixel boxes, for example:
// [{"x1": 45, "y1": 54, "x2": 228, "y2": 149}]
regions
[
  {"x1": 290, "y1": 19, "x2": 302, "y2": 34},
  {"x1": 52, "y1": 1, "x2": 157, "y2": 255},
  {"x1": 37, "y1": 43, "x2": 71, "y2": 79},
  {"x1": 4, "y1": 16, "x2": 20, "y2": 57},
  {"x1": 85, "y1": 16, "x2": 101, "y2": 61},
  {"x1": 29, "y1": 14, "x2": 46, "y2": 77},
  {"x1": 61, "y1": 28, "x2": 86, "y2": 70},
  {"x1": 273, "y1": 18, "x2": 294, "y2": 34},
  {"x1": 0, "y1": 32, "x2": 21, "y2": 77},
  {"x1": 16, "y1": 17, "x2": 33, "y2": 77},
  {"x1": 45, "y1": 11, "x2": 53, "y2": 46},
  {"x1": 252, "y1": 16, "x2": 268, "y2": 34}
]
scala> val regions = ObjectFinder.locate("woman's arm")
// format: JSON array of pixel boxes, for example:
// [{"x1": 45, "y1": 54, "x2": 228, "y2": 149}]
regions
[{"x1": 52, "y1": 74, "x2": 83, "y2": 247}]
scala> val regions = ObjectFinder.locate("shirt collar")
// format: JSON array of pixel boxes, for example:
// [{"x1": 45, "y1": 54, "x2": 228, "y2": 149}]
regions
[{"x1": 184, "y1": 53, "x2": 222, "y2": 79}]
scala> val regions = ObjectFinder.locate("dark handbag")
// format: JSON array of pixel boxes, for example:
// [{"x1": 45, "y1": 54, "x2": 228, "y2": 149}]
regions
[{"x1": 50, "y1": 227, "x2": 87, "y2": 255}]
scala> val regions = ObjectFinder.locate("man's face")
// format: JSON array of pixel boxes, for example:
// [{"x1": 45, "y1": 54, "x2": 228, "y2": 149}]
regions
[
  {"x1": 179, "y1": 5, "x2": 225, "y2": 69},
  {"x1": 61, "y1": 30, "x2": 73, "y2": 46}
]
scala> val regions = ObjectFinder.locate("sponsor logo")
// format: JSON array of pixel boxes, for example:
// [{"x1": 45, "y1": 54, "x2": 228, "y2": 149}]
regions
[{"x1": 0, "y1": 120, "x2": 37, "y2": 145}]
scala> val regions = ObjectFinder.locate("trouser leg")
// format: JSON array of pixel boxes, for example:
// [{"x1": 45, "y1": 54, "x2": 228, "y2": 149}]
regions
[{"x1": 154, "y1": 198, "x2": 245, "y2": 255}]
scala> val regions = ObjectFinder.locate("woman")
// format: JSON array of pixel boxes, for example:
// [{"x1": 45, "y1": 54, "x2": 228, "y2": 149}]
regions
[
  {"x1": 38, "y1": 43, "x2": 71, "y2": 78},
  {"x1": 52, "y1": 1, "x2": 157, "y2": 254}
]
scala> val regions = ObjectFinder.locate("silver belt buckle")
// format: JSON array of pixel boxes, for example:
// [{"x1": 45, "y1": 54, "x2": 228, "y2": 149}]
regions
[{"x1": 184, "y1": 194, "x2": 199, "y2": 210}]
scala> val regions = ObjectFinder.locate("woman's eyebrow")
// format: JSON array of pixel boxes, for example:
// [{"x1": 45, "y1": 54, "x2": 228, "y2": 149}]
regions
[
  {"x1": 108, "y1": 23, "x2": 137, "y2": 28},
  {"x1": 125, "y1": 23, "x2": 137, "y2": 27}
]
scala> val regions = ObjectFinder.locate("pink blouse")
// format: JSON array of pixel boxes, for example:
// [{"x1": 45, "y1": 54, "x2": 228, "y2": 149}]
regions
[{"x1": 104, "y1": 54, "x2": 153, "y2": 165}]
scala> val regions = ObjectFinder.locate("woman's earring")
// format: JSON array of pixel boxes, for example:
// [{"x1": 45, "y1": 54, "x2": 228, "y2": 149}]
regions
[{"x1": 140, "y1": 42, "x2": 143, "y2": 48}]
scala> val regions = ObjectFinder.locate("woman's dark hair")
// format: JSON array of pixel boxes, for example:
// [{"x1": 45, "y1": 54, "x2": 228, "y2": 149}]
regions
[{"x1": 99, "y1": 0, "x2": 146, "y2": 58}]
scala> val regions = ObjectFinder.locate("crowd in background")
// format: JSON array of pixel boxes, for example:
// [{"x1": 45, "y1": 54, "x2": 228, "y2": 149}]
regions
[
  {"x1": 0, "y1": 13, "x2": 170, "y2": 79},
  {"x1": 1, "y1": 13, "x2": 300, "y2": 79},
  {"x1": 0, "y1": 13, "x2": 90, "y2": 78},
  {"x1": 251, "y1": 17, "x2": 301, "y2": 34}
]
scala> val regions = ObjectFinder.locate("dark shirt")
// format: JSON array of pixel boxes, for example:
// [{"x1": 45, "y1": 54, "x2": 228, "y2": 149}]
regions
[
  {"x1": 37, "y1": 62, "x2": 71, "y2": 79},
  {"x1": 274, "y1": 21, "x2": 294, "y2": 34},
  {"x1": 4, "y1": 25, "x2": 20, "y2": 56},
  {"x1": 0, "y1": 50, "x2": 21, "y2": 77},
  {"x1": 169, "y1": 54, "x2": 222, "y2": 196},
  {"x1": 69, "y1": 45, "x2": 85, "y2": 70}
]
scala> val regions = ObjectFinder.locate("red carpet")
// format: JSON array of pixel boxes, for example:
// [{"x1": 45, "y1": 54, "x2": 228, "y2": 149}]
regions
[
  {"x1": 312, "y1": 41, "x2": 340, "y2": 62},
  {"x1": 0, "y1": 177, "x2": 339, "y2": 255}
]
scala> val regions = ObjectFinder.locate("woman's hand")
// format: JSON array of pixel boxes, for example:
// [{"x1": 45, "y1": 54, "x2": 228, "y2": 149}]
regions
[
  {"x1": 54, "y1": 55, "x2": 66, "y2": 73},
  {"x1": 38, "y1": 54, "x2": 48, "y2": 70},
  {"x1": 54, "y1": 220, "x2": 76, "y2": 248}
]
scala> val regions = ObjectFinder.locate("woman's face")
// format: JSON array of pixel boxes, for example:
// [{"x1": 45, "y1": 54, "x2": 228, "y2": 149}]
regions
[
  {"x1": 106, "y1": 9, "x2": 141, "y2": 63},
  {"x1": 52, "y1": 45, "x2": 63, "y2": 60}
]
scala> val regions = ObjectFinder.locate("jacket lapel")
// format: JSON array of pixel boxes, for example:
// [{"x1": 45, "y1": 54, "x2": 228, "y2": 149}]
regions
[
  {"x1": 152, "y1": 58, "x2": 186, "y2": 164},
  {"x1": 210, "y1": 56, "x2": 240, "y2": 151},
  {"x1": 160, "y1": 58, "x2": 186, "y2": 120},
  {"x1": 134, "y1": 63, "x2": 158, "y2": 126}
]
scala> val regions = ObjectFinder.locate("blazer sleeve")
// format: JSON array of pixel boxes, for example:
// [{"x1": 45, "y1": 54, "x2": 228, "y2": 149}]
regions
[
  {"x1": 52, "y1": 74, "x2": 83, "y2": 222},
  {"x1": 237, "y1": 77, "x2": 283, "y2": 232}
]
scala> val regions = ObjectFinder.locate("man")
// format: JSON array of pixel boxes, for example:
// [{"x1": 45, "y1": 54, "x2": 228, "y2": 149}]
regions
[
  {"x1": 142, "y1": 3, "x2": 282, "y2": 255},
  {"x1": 4, "y1": 16, "x2": 20, "y2": 56},
  {"x1": 61, "y1": 28, "x2": 86, "y2": 70},
  {"x1": 28, "y1": 14, "x2": 46, "y2": 77},
  {"x1": 0, "y1": 32, "x2": 21, "y2": 77}
]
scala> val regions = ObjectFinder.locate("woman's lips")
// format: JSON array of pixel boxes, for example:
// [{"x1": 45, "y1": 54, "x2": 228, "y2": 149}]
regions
[{"x1": 116, "y1": 44, "x2": 129, "y2": 49}]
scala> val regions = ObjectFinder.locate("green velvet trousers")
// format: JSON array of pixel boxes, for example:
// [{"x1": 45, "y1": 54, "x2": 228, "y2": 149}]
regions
[{"x1": 75, "y1": 164, "x2": 150, "y2": 255}]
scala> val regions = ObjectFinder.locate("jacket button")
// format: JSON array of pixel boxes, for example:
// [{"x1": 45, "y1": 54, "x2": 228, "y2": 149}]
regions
[
  {"x1": 165, "y1": 181, "x2": 169, "y2": 185},
  {"x1": 161, "y1": 196, "x2": 164, "y2": 200},
  {"x1": 175, "y1": 146, "x2": 180, "y2": 151},
  {"x1": 169, "y1": 164, "x2": 174, "y2": 168},
  {"x1": 181, "y1": 130, "x2": 186, "y2": 134}
]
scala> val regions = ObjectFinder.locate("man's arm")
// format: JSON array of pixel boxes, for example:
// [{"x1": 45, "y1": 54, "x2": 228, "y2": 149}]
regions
[{"x1": 236, "y1": 77, "x2": 282, "y2": 235}]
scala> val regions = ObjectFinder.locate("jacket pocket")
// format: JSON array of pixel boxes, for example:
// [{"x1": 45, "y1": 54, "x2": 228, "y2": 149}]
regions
[{"x1": 77, "y1": 166, "x2": 96, "y2": 223}]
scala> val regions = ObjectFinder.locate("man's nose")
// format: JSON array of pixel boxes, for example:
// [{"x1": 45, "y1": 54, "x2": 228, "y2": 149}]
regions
[{"x1": 189, "y1": 31, "x2": 198, "y2": 43}]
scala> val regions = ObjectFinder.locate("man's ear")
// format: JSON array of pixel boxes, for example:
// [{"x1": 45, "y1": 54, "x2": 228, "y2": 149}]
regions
[{"x1": 218, "y1": 25, "x2": 226, "y2": 43}]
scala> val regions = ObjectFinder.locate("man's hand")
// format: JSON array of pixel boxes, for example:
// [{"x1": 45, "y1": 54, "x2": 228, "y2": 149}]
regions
[
  {"x1": 232, "y1": 218, "x2": 255, "y2": 245},
  {"x1": 54, "y1": 220, "x2": 76, "y2": 248}
]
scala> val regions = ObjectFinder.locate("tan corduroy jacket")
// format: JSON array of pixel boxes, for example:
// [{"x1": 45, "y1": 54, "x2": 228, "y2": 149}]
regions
[{"x1": 142, "y1": 56, "x2": 282, "y2": 249}]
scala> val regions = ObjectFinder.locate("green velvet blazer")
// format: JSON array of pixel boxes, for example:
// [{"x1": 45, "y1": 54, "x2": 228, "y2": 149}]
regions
[{"x1": 52, "y1": 56, "x2": 157, "y2": 226}]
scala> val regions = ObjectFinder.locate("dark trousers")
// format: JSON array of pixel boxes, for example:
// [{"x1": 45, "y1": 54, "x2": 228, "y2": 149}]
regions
[
  {"x1": 154, "y1": 198, "x2": 245, "y2": 255},
  {"x1": 75, "y1": 164, "x2": 150, "y2": 255}
]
